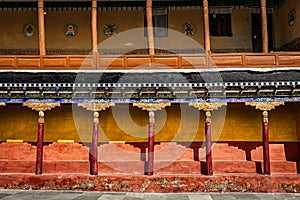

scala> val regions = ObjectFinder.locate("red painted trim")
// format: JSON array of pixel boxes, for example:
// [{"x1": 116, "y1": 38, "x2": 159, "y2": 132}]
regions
[
  {"x1": 36, "y1": 123, "x2": 44, "y2": 175},
  {"x1": 148, "y1": 123, "x2": 154, "y2": 175},
  {"x1": 90, "y1": 122, "x2": 98, "y2": 175},
  {"x1": 263, "y1": 122, "x2": 270, "y2": 175},
  {"x1": 205, "y1": 122, "x2": 213, "y2": 175}
]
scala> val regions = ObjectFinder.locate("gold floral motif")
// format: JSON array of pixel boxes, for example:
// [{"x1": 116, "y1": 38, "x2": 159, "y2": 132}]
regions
[
  {"x1": 245, "y1": 101, "x2": 284, "y2": 111},
  {"x1": 23, "y1": 102, "x2": 60, "y2": 111},
  {"x1": 189, "y1": 102, "x2": 227, "y2": 111},
  {"x1": 78, "y1": 102, "x2": 115, "y2": 112},
  {"x1": 133, "y1": 102, "x2": 171, "y2": 112}
]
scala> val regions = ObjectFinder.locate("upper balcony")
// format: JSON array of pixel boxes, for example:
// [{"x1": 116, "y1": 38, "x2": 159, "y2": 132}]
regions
[{"x1": 0, "y1": 0, "x2": 299, "y2": 71}]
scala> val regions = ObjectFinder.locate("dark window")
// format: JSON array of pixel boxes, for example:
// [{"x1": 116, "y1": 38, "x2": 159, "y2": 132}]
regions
[
  {"x1": 144, "y1": 8, "x2": 168, "y2": 37},
  {"x1": 209, "y1": 14, "x2": 232, "y2": 37}
]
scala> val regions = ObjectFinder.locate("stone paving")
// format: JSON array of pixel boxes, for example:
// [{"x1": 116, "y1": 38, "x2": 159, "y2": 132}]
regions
[{"x1": 0, "y1": 190, "x2": 299, "y2": 200}]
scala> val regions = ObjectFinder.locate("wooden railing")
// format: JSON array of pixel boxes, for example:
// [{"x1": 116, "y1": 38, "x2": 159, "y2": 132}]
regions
[{"x1": 0, "y1": 52, "x2": 300, "y2": 70}]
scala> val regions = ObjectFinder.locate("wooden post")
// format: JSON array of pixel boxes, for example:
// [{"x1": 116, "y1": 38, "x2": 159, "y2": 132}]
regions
[
  {"x1": 36, "y1": 111, "x2": 45, "y2": 175},
  {"x1": 90, "y1": 111, "x2": 99, "y2": 175},
  {"x1": 261, "y1": 0, "x2": 268, "y2": 53},
  {"x1": 148, "y1": 111, "x2": 155, "y2": 175},
  {"x1": 38, "y1": 0, "x2": 46, "y2": 55},
  {"x1": 146, "y1": 0, "x2": 155, "y2": 55},
  {"x1": 262, "y1": 111, "x2": 270, "y2": 175},
  {"x1": 205, "y1": 111, "x2": 213, "y2": 175},
  {"x1": 91, "y1": 0, "x2": 98, "y2": 54},
  {"x1": 203, "y1": 0, "x2": 211, "y2": 53}
]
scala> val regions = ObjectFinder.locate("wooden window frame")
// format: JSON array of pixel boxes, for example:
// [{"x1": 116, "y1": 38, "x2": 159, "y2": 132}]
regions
[{"x1": 209, "y1": 13, "x2": 232, "y2": 37}]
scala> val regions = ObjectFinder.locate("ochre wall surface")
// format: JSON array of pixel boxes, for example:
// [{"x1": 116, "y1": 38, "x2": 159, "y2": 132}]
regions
[
  {"x1": 0, "y1": 8, "x2": 257, "y2": 53},
  {"x1": 0, "y1": 103, "x2": 299, "y2": 143},
  {"x1": 274, "y1": 0, "x2": 300, "y2": 48},
  {"x1": 45, "y1": 11, "x2": 92, "y2": 51},
  {"x1": 0, "y1": 11, "x2": 38, "y2": 50}
]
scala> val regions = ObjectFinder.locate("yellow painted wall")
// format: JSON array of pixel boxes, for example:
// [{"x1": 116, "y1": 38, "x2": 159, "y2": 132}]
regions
[
  {"x1": 0, "y1": 9, "x2": 256, "y2": 53},
  {"x1": 0, "y1": 11, "x2": 38, "y2": 50},
  {"x1": 274, "y1": 0, "x2": 300, "y2": 48},
  {"x1": 0, "y1": 103, "x2": 299, "y2": 143},
  {"x1": 211, "y1": 9, "x2": 252, "y2": 52},
  {"x1": 45, "y1": 11, "x2": 92, "y2": 51}
]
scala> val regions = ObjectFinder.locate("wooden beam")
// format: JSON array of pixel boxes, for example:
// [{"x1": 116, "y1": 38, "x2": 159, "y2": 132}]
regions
[
  {"x1": 203, "y1": 0, "x2": 210, "y2": 53},
  {"x1": 261, "y1": 0, "x2": 268, "y2": 53},
  {"x1": 38, "y1": 0, "x2": 46, "y2": 56},
  {"x1": 146, "y1": 0, "x2": 155, "y2": 55},
  {"x1": 91, "y1": 0, "x2": 98, "y2": 54}
]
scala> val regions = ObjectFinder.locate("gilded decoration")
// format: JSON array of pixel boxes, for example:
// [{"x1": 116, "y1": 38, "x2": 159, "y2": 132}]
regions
[
  {"x1": 149, "y1": 111, "x2": 155, "y2": 124},
  {"x1": 38, "y1": 111, "x2": 45, "y2": 124},
  {"x1": 245, "y1": 101, "x2": 284, "y2": 111},
  {"x1": 262, "y1": 110, "x2": 268, "y2": 123},
  {"x1": 0, "y1": 103, "x2": 6, "y2": 106},
  {"x1": 189, "y1": 102, "x2": 227, "y2": 111},
  {"x1": 133, "y1": 102, "x2": 171, "y2": 112},
  {"x1": 78, "y1": 102, "x2": 115, "y2": 112},
  {"x1": 205, "y1": 111, "x2": 212, "y2": 123},
  {"x1": 23, "y1": 102, "x2": 61, "y2": 112},
  {"x1": 94, "y1": 111, "x2": 99, "y2": 123}
]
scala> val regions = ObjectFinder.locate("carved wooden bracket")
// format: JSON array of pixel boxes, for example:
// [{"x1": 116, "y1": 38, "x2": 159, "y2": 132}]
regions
[
  {"x1": 0, "y1": 103, "x2": 6, "y2": 106},
  {"x1": 23, "y1": 102, "x2": 60, "y2": 124},
  {"x1": 245, "y1": 101, "x2": 284, "y2": 111},
  {"x1": 78, "y1": 102, "x2": 115, "y2": 112},
  {"x1": 133, "y1": 102, "x2": 171, "y2": 112},
  {"x1": 23, "y1": 102, "x2": 60, "y2": 112},
  {"x1": 189, "y1": 102, "x2": 227, "y2": 111}
]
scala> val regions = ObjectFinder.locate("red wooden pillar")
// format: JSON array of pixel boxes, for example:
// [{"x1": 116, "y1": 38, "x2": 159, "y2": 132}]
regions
[
  {"x1": 36, "y1": 111, "x2": 45, "y2": 175},
  {"x1": 90, "y1": 111, "x2": 99, "y2": 175},
  {"x1": 262, "y1": 110, "x2": 270, "y2": 175},
  {"x1": 148, "y1": 111, "x2": 155, "y2": 175},
  {"x1": 205, "y1": 111, "x2": 213, "y2": 175}
]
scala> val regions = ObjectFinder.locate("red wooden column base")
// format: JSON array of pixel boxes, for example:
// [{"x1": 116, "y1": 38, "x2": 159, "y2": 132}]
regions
[
  {"x1": 148, "y1": 111, "x2": 155, "y2": 176},
  {"x1": 90, "y1": 111, "x2": 99, "y2": 175},
  {"x1": 263, "y1": 110, "x2": 270, "y2": 175},
  {"x1": 205, "y1": 111, "x2": 213, "y2": 175},
  {"x1": 36, "y1": 111, "x2": 44, "y2": 175}
]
